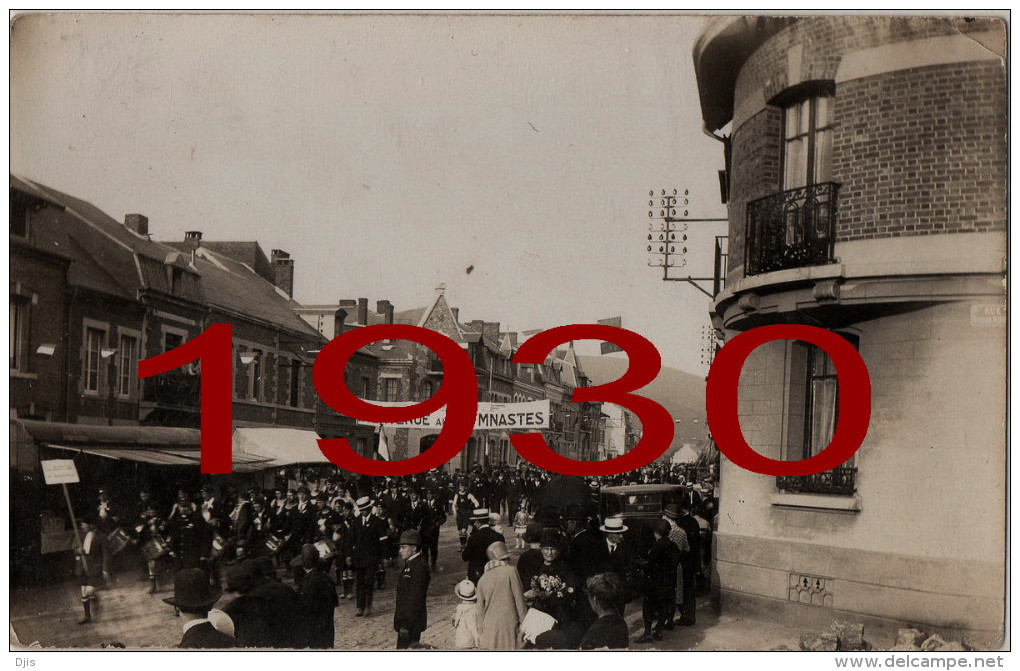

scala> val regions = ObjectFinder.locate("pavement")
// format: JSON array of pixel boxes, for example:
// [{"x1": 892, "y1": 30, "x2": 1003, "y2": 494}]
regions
[{"x1": 10, "y1": 520, "x2": 806, "y2": 651}]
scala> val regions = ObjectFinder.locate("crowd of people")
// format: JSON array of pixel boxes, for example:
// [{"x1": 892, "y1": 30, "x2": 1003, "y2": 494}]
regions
[{"x1": 70, "y1": 461, "x2": 717, "y2": 650}]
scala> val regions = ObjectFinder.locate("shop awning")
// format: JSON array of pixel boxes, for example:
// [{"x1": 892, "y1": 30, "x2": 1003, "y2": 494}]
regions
[
  {"x1": 15, "y1": 419, "x2": 275, "y2": 471},
  {"x1": 232, "y1": 427, "x2": 331, "y2": 468},
  {"x1": 46, "y1": 444, "x2": 201, "y2": 466}
]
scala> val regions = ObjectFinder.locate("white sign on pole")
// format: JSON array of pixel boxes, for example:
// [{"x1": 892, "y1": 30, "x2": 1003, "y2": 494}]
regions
[{"x1": 41, "y1": 459, "x2": 80, "y2": 485}]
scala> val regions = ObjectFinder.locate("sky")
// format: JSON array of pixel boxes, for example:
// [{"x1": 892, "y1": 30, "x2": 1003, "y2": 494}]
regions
[{"x1": 11, "y1": 12, "x2": 729, "y2": 375}]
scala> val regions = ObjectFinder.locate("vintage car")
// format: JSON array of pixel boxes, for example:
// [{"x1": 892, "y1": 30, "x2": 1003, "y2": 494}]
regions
[{"x1": 599, "y1": 483, "x2": 712, "y2": 589}]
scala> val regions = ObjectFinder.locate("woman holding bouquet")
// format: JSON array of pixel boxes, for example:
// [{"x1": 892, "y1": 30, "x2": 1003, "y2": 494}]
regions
[{"x1": 525, "y1": 529, "x2": 581, "y2": 648}]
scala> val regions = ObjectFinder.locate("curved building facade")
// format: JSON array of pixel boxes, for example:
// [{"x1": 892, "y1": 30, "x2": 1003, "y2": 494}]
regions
[{"x1": 694, "y1": 16, "x2": 1006, "y2": 643}]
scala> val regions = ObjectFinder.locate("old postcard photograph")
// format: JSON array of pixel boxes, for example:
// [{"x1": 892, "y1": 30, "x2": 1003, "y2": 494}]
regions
[{"x1": 8, "y1": 11, "x2": 1009, "y2": 663}]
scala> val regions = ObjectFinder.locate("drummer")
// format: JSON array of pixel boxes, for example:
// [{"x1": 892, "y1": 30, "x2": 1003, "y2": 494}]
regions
[{"x1": 137, "y1": 505, "x2": 171, "y2": 594}]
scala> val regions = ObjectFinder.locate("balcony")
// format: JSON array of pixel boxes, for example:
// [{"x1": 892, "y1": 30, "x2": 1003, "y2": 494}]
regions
[
  {"x1": 776, "y1": 466, "x2": 857, "y2": 496},
  {"x1": 141, "y1": 370, "x2": 200, "y2": 409},
  {"x1": 745, "y1": 182, "x2": 839, "y2": 277}
]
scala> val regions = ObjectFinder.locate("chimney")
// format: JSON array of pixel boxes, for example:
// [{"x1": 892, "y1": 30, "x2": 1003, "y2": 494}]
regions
[
  {"x1": 482, "y1": 322, "x2": 501, "y2": 341},
  {"x1": 333, "y1": 308, "x2": 348, "y2": 338},
  {"x1": 376, "y1": 300, "x2": 394, "y2": 325},
  {"x1": 357, "y1": 298, "x2": 368, "y2": 326},
  {"x1": 183, "y1": 230, "x2": 203, "y2": 251},
  {"x1": 124, "y1": 213, "x2": 149, "y2": 236},
  {"x1": 271, "y1": 249, "x2": 295, "y2": 299}
]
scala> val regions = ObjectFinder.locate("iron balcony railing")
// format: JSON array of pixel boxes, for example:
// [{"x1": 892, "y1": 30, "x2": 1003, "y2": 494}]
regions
[
  {"x1": 745, "y1": 182, "x2": 840, "y2": 276},
  {"x1": 776, "y1": 466, "x2": 857, "y2": 496}
]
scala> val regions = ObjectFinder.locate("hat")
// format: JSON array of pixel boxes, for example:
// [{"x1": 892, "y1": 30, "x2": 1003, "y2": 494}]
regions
[
  {"x1": 488, "y1": 512, "x2": 501, "y2": 524},
  {"x1": 163, "y1": 568, "x2": 222, "y2": 611},
  {"x1": 663, "y1": 504, "x2": 680, "y2": 520},
  {"x1": 355, "y1": 496, "x2": 374, "y2": 510},
  {"x1": 523, "y1": 521, "x2": 543, "y2": 544},
  {"x1": 97, "y1": 488, "x2": 108, "y2": 495},
  {"x1": 599, "y1": 517, "x2": 629, "y2": 534},
  {"x1": 289, "y1": 543, "x2": 320, "y2": 568},
  {"x1": 539, "y1": 529, "x2": 563, "y2": 548},
  {"x1": 471, "y1": 508, "x2": 490, "y2": 521},
  {"x1": 399, "y1": 530, "x2": 422, "y2": 547},
  {"x1": 455, "y1": 580, "x2": 477, "y2": 602},
  {"x1": 486, "y1": 541, "x2": 511, "y2": 561}
]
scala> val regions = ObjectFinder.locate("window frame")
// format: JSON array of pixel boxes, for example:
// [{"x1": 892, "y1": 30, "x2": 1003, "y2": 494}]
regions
[
  {"x1": 115, "y1": 327, "x2": 142, "y2": 399},
  {"x1": 82, "y1": 319, "x2": 110, "y2": 396},
  {"x1": 10, "y1": 298, "x2": 29, "y2": 372},
  {"x1": 161, "y1": 324, "x2": 188, "y2": 353},
  {"x1": 384, "y1": 377, "x2": 400, "y2": 402},
  {"x1": 776, "y1": 332, "x2": 861, "y2": 500},
  {"x1": 773, "y1": 80, "x2": 836, "y2": 192}
]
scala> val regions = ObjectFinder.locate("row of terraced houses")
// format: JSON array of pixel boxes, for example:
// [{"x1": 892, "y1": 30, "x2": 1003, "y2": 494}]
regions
[{"x1": 10, "y1": 173, "x2": 613, "y2": 583}]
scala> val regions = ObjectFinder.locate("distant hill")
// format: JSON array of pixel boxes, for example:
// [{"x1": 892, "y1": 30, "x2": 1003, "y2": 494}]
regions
[{"x1": 577, "y1": 355, "x2": 707, "y2": 448}]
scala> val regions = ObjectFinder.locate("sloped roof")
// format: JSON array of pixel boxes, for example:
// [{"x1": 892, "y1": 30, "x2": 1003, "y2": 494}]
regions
[
  {"x1": 393, "y1": 306, "x2": 426, "y2": 325},
  {"x1": 189, "y1": 246, "x2": 323, "y2": 340},
  {"x1": 196, "y1": 241, "x2": 274, "y2": 284},
  {"x1": 11, "y1": 174, "x2": 198, "y2": 301}
]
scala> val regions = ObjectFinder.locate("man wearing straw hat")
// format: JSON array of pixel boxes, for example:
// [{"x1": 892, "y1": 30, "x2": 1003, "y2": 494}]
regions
[
  {"x1": 393, "y1": 529, "x2": 430, "y2": 649},
  {"x1": 163, "y1": 568, "x2": 237, "y2": 648},
  {"x1": 599, "y1": 516, "x2": 636, "y2": 611},
  {"x1": 461, "y1": 508, "x2": 504, "y2": 585},
  {"x1": 352, "y1": 495, "x2": 388, "y2": 617}
]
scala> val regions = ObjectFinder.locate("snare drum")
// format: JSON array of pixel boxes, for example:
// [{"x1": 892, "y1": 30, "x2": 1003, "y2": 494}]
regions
[
  {"x1": 141, "y1": 536, "x2": 169, "y2": 561},
  {"x1": 314, "y1": 539, "x2": 337, "y2": 560}
]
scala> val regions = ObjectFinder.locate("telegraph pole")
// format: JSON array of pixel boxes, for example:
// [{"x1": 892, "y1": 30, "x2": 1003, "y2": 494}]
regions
[{"x1": 646, "y1": 188, "x2": 727, "y2": 298}]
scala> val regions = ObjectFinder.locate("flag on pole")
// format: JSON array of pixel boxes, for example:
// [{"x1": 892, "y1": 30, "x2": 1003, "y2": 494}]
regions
[
  {"x1": 376, "y1": 425, "x2": 391, "y2": 461},
  {"x1": 598, "y1": 316, "x2": 624, "y2": 354}
]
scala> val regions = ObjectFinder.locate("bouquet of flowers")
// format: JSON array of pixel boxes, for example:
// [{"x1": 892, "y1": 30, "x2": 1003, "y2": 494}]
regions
[{"x1": 531, "y1": 573, "x2": 574, "y2": 599}]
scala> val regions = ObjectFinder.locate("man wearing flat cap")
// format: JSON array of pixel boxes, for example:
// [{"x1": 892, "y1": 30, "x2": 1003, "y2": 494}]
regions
[
  {"x1": 461, "y1": 508, "x2": 504, "y2": 585},
  {"x1": 394, "y1": 530, "x2": 430, "y2": 649},
  {"x1": 164, "y1": 568, "x2": 238, "y2": 648}
]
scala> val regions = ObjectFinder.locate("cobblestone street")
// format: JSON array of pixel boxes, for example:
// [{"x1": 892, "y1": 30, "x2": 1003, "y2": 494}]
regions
[{"x1": 11, "y1": 519, "x2": 780, "y2": 651}]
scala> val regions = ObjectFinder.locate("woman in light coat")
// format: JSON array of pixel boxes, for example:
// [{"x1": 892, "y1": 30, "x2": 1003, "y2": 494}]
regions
[{"x1": 476, "y1": 541, "x2": 528, "y2": 650}]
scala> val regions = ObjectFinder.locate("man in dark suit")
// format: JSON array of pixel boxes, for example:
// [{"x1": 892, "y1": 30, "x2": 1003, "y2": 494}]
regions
[
  {"x1": 461, "y1": 508, "x2": 503, "y2": 585},
  {"x1": 393, "y1": 530, "x2": 430, "y2": 649},
  {"x1": 422, "y1": 488, "x2": 446, "y2": 571},
  {"x1": 294, "y1": 544, "x2": 339, "y2": 648},
  {"x1": 599, "y1": 517, "x2": 637, "y2": 613},
  {"x1": 163, "y1": 568, "x2": 237, "y2": 648},
  {"x1": 674, "y1": 492, "x2": 703, "y2": 626},
  {"x1": 351, "y1": 495, "x2": 388, "y2": 617}
]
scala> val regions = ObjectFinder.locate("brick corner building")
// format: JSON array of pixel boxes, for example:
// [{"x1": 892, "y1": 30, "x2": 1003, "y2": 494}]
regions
[{"x1": 693, "y1": 16, "x2": 1005, "y2": 644}]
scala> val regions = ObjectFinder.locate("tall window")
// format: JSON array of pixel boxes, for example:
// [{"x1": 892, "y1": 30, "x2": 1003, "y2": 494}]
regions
[
  {"x1": 782, "y1": 93, "x2": 834, "y2": 190},
  {"x1": 250, "y1": 349, "x2": 263, "y2": 401},
  {"x1": 84, "y1": 327, "x2": 104, "y2": 393},
  {"x1": 117, "y1": 334, "x2": 138, "y2": 397},
  {"x1": 236, "y1": 345, "x2": 250, "y2": 399},
  {"x1": 10, "y1": 300, "x2": 27, "y2": 371},
  {"x1": 788, "y1": 340, "x2": 843, "y2": 460},
  {"x1": 384, "y1": 378, "x2": 400, "y2": 402},
  {"x1": 361, "y1": 376, "x2": 371, "y2": 399}
]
